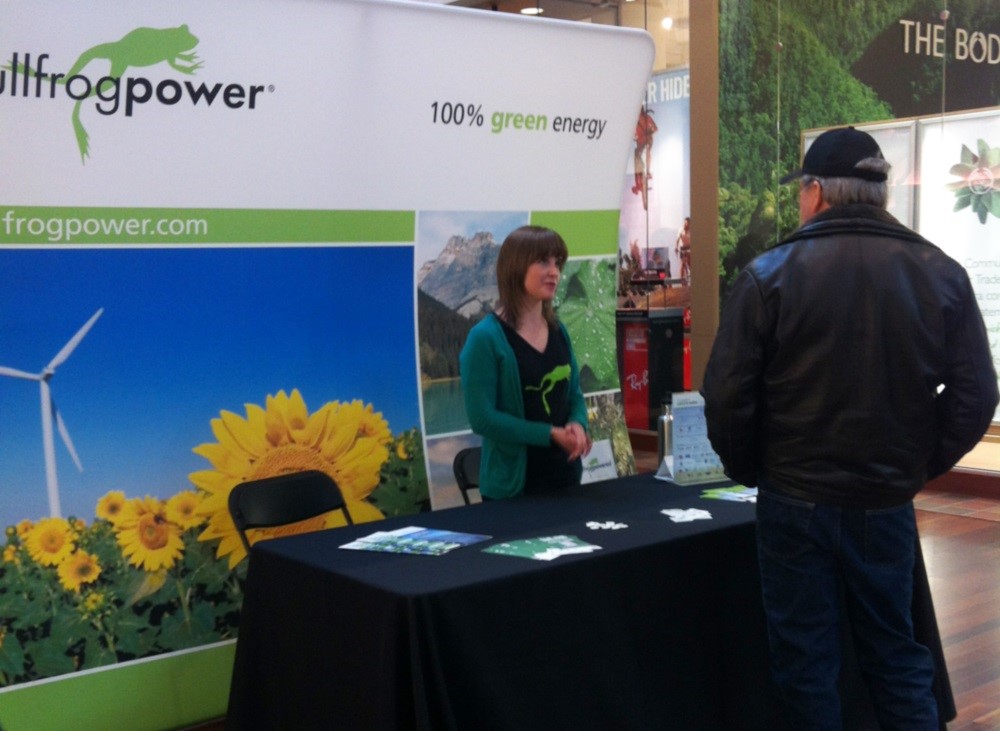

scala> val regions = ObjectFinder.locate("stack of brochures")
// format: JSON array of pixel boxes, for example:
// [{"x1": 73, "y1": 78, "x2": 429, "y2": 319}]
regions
[{"x1": 669, "y1": 392, "x2": 727, "y2": 485}]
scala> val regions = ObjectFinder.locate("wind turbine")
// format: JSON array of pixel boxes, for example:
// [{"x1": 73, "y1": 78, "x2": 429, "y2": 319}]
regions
[{"x1": 0, "y1": 308, "x2": 103, "y2": 518}]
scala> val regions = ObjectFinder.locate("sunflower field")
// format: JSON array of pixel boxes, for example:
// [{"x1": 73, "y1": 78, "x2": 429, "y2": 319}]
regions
[
  {"x1": 0, "y1": 389, "x2": 428, "y2": 686},
  {"x1": 0, "y1": 497, "x2": 240, "y2": 685}
]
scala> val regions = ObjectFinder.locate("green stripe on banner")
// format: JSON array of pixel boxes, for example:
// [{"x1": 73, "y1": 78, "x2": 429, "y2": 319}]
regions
[
  {"x1": 530, "y1": 210, "x2": 620, "y2": 257},
  {"x1": 0, "y1": 642, "x2": 235, "y2": 731},
  {"x1": 0, "y1": 207, "x2": 415, "y2": 245}
]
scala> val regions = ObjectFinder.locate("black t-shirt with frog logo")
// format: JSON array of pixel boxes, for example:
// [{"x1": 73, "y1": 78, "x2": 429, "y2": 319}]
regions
[{"x1": 498, "y1": 317, "x2": 577, "y2": 493}]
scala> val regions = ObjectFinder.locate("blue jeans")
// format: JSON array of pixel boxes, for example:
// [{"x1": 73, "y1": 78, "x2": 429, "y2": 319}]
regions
[{"x1": 756, "y1": 486, "x2": 938, "y2": 731}]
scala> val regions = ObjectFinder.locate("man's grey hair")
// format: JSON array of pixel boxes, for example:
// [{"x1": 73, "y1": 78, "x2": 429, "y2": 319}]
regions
[{"x1": 802, "y1": 157, "x2": 891, "y2": 209}]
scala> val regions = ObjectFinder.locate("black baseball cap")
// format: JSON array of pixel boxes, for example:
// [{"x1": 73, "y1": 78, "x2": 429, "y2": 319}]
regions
[{"x1": 780, "y1": 126, "x2": 888, "y2": 184}]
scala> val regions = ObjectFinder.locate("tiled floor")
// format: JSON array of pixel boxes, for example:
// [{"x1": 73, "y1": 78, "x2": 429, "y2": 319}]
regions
[
  {"x1": 914, "y1": 489, "x2": 1000, "y2": 523},
  {"x1": 919, "y1": 441, "x2": 1000, "y2": 522}
]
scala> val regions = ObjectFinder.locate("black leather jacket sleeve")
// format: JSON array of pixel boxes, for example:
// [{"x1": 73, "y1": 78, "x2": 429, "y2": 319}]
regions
[
  {"x1": 702, "y1": 269, "x2": 768, "y2": 487},
  {"x1": 928, "y1": 268, "x2": 999, "y2": 479}
]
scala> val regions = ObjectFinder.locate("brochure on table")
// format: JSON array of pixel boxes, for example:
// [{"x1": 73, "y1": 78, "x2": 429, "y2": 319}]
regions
[
  {"x1": 655, "y1": 392, "x2": 728, "y2": 485},
  {"x1": 483, "y1": 535, "x2": 602, "y2": 561},
  {"x1": 701, "y1": 485, "x2": 757, "y2": 503},
  {"x1": 340, "y1": 526, "x2": 491, "y2": 555}
]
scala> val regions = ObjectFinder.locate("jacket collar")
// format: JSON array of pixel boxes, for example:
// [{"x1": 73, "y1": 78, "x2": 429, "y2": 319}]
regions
[{"x1": 778, "y1": 204, "x2": 927, "y2": 248}]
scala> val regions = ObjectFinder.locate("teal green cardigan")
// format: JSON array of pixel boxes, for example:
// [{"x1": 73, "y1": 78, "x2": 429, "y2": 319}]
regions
[{"x1": 459, "y1": 314, "x2": 590, "y2": 499}]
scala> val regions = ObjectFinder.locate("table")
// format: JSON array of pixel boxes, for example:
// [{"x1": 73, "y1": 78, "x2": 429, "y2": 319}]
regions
[{"x1": 226, "y1": 475, "x2": 953, "y2": 730}]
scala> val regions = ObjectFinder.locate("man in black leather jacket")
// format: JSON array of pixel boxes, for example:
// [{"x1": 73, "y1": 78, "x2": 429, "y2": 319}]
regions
[{"x1": 702, "y1": 126, "x2": 998, "y2": 730}]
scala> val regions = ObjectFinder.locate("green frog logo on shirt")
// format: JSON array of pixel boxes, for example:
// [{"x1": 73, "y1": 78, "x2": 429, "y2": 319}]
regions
[{"x1": 526, "y1": 364, "x2": 570, "y2": 415}]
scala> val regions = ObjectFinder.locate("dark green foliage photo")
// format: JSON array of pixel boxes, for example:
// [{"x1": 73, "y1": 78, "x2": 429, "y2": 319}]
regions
[{"x1": 717, "y1": 0, "x2": 998, "y2": 297}]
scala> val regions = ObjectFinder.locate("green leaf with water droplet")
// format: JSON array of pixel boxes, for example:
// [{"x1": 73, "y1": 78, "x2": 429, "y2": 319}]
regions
[{"x1": 555, "y1": 258, "x2": 619, "y2": 392}]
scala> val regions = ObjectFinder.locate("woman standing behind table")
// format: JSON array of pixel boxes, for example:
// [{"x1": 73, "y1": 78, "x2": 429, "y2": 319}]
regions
[{"x1": 460, "y1": 225, "x2": 592, "y2": 499}]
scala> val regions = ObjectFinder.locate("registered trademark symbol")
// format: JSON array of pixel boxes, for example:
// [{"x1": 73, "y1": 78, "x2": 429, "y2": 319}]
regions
[{"x1": 268, "y1": 85, "x2": 275, "y2": 93}]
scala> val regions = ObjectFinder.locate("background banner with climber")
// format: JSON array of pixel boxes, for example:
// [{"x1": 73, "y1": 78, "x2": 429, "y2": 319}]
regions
[{"x1": 619, "y1": 67, "x2": 691, "y2": 288}]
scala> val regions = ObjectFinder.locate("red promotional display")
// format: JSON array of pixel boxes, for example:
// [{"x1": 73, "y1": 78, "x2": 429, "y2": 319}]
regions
[
  {"x1": 683, "y1": 306, "x2": 692, "y2": 391},
  {"x1": 620, "y1": 319, "x2": 650, "y2": 429},
  {"x1": 617, "y1": 308, "x2": 685, "y2": 430},
  {"x1": 683, "y1": 333, "x2": 692, "y2": 391}
]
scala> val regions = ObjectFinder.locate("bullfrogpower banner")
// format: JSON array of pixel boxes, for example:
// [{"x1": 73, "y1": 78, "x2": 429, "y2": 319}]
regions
[{"x1": 0, "y1": 1, "x2": 653, "y2": 728}]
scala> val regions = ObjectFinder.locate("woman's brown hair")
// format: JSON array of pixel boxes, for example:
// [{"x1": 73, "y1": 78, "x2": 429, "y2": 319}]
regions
[{"x1": 495, "y1": 225, "x2": 568, "y2": 329}]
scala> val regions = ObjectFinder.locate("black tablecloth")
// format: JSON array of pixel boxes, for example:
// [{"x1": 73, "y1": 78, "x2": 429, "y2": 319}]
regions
[{"x1": 226, "y1": 474, "x2": 953, "y2": 730}]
